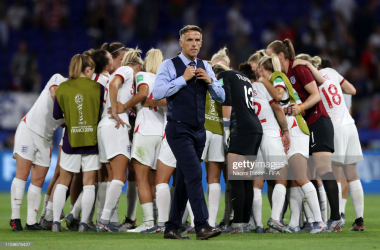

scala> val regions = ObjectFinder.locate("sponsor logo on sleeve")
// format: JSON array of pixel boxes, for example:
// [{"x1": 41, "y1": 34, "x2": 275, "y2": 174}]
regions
[{"x1": 137, "y1": 75, "x2": 143, "y2": 83}]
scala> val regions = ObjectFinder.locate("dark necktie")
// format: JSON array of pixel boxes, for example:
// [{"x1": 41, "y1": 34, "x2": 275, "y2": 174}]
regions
[{"x1": 189, "y1": 61, "x2": 196, "y2": 68}]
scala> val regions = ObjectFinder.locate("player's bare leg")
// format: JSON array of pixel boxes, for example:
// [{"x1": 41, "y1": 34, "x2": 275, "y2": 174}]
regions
[
  {"x1": 69, "y1": 172, "x2": 83, "y2": 223},
  {"x1": 343, "y1": 164, "x2": 365, "y2": 231}
]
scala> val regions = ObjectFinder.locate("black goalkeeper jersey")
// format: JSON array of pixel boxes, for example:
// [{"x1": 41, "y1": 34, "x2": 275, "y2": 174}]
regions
[{"x1": 218, "y1": 70, "x2": 262, "y2": 136}]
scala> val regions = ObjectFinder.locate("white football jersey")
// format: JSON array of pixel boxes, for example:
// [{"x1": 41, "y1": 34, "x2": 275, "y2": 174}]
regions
[
  {"x1": 92, "y1": 73, "x2": 109, "y2": 87},
  {"x1": 319, "y1": 68, "x2": 354, "y2": 129},
  {"x1": 98, "y1": 66, "x2": 135, "y2": 130},
  {"x1": 134, "y1": 72, "x2": 165, "y2": 136},
  {"x1": 252, "y1": 82, "x2": 281, "y2": 137},
  {"x1": 24, "y1": 74, "x2": 67, "y2": 140},
  {"x1": 271, "y1": 74, "x2": 306, "y2": 137}
]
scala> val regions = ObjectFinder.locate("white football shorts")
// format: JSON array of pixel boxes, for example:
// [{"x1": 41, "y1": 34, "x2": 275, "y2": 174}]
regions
[
  {"x1": 131, "y1": 132, "x2": 162, "y2": 170},
  {"x1": 201, "y1": 130, "x2": 225, "y2": 162},
  {"x1": 157, "y1": 134, "x2": 176, "y2": 168},
  {"x1": 60, "y1": 150, "x2": 101, "y2": 173},
  {"x1": 97, "y1": 124, "x2": 131, "y2": 163},
  {"x1": 13, "y1": 121, "x2": 52, "y2": 167},
  {"x1": 332, "y1": 123, "x2": 363, "y2": 165}
]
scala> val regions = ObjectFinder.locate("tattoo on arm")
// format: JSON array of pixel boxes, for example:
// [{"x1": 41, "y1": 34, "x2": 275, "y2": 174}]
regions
[{"x1": 279, "y1": 121, "x2": 288, "y2": 133}]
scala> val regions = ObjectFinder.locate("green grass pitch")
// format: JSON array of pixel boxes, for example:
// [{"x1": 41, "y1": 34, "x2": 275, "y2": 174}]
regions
[{"x1": 0, "y1": 193, "x2": 379, "y2": 250}]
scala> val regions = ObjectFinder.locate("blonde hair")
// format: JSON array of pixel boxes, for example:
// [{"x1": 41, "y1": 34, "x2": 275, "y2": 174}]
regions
[
  {"x1": 248, "y1": 50, "x2": 266, "y2": 63},
  {"x1": 205, "y1": 60, "x2": 215, "y2": 67},
  {"x1": 144, "y1": 48, "x2": 163, "y2": 74},
  {"x1": 69, "y1": 54, "x2": 95, "y2": 79},
  {"x1": 258, "y1": 54, "x2": 282, "y2": 72},
  {"x1": 121, "y1": 47, "x2": 143, "y2": 67},
  {"x1": 212, "y1": 62, "x2": 230, "y2": 75},
  {"x1": 295, "y1": 54, "x2": 322, "y2": 68},
  {"x1": 211, "y1": 47, "x2": 230, "y2": 67},
  {"x1": 267, "y1": 39, "x2": 296, "y2": 61}
]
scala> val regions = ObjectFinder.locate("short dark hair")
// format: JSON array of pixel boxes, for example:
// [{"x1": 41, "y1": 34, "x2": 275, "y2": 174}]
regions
[
  {"x1": 179, "y1": 25, "x2": 202, "y2": 38},
  {"x1": 320, "y1": 59, "x2": 332, "y2": 69},
  {"x1": 93, "y1": 49, "x2": 109, "y2": 74},
  {"x1": 239, "y1": 62, "x2": 257, "y2": 81}
]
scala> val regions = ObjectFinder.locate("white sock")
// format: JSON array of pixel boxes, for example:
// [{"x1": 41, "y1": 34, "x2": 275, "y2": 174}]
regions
[
  {"x1": 207, "y1": 183, "x2": 221, "y2": 227},
  {"x1": 232, "y1": 222, "x2": 242, "y2": 228},
  {"x1": 45, "y1": 201, "x2": 53, "y2": 221},
  {"x1": 253, "y1": 188, "x2": 263, "y2": 228},
  {"x1": 70, "y1": 204, "x2": 73, "y2": 211},
  {"x1": 349, "y1": 180, "x2": 364, "y2": 219},
  {"x1": 11, "y1": 178, "x2": 26, "y2": 219},
  {"x1": 26, "y1": 184, "x2": 42, "y2": 225},
  {"x1": 153, "y1": 199, "x2": 158, "y2": 224},
  {"x1": 126, "y1": 181, "x2": 138, "y2": 221},
  {"x1": 110, "y1": 199, "x2": 120, "y2": 223},
  {"x1": 96, "y1": 182, "x2": 107, "y2": 222},
  {"x1": 88, "y1": 183, "x2": 98, "y2": 223},
  {"x1": 341, "y1": 198, "x2": 347, "y2": 214},
  {"x1": 141, "y1": 202, "x2": 154, "y2": 226},
  {"x1": 101, "y1": 180, "x2": 124, "y2": 221},
  {"x1": 71, "y1": 191, "x2": 83, "y2": 219},
  {"x1": 187, "y1": 201, "x2": 195, "y2": 227},
  {"x1": 182, "y1": 204, "x2": 189, "y2": 225},
  {"x1": 301, "y1": 182, "x2": 321, "y2": 222},
  {"x1": 156, "y1": 183, "x2": 170, "y2": 225},
  {"x1": 289, "y1": 187, "x2": 303, "y2": 227},
  {"x1": 53, "y1": 184, "x2": 68, "y2": 222},
  {"x1": 318, "y1": 185, "x2": 327, "y2": 222},
  {"x1": 337, "y1": 182, "x2": 343, "y2": 214},
  {"x1": 81, "y1": 185, "x2": 96, "y2": 223},
  {"x1": 271, "y1": 184, "x2": 286, "y2": 221},
  {"x1": 40, "y1": 194, "x2": 50, "y2": 218},
  {"x1": 249, "y1": 212, "x2": 256, "y2": 229}
]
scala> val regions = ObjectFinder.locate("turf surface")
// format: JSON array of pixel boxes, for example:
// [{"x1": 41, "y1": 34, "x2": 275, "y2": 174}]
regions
[{"x1": 0, "y1": 193, "x2": 378, "y2": 250}]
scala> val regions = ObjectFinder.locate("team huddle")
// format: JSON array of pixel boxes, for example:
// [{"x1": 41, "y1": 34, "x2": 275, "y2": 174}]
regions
[{"x1": 9, "y1": 25, "x2": 365, "y2": 236}]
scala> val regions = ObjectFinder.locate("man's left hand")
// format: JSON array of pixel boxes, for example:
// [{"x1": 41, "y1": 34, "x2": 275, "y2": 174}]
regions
[{"x1": 195, "y1": 68, "x2": 212, "y2": 84}]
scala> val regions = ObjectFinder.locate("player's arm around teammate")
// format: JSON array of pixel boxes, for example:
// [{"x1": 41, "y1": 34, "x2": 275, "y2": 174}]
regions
[{"x1": 256, "y1": 55, "x2": 325, "y2": 233}]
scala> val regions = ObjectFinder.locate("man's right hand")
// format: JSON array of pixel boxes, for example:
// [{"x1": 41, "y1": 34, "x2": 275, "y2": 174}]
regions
[{"x1": 183, "y1": 66, "x2": 195, "y2": 81}]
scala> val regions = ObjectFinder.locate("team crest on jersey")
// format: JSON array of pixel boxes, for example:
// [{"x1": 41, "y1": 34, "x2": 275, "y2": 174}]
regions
[
  {"x1": 290, "y1": 76, "x2": 296, "y2": 85},
  {"x1": 21, "y1": 145, "x2": 28, "y2": 153}
]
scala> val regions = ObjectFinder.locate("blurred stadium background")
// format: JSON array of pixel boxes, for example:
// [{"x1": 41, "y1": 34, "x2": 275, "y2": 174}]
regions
[{"x1": 0, "y1": 0, "x2": 380, "y2": 193}]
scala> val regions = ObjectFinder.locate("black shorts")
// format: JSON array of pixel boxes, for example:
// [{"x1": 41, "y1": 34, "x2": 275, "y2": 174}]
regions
[
  {"x1": 228, "y1": 133, "x2": 262, "y2": 156},
  {"x1": 309, "y1": 116, "x2": 334, "y2": 154}
]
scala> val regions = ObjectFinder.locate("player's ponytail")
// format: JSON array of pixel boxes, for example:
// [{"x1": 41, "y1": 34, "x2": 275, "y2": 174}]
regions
[
  {"x1": 122, "y1": 47, "x2": 144, "y2": 67},
  {"x1": 267, "y1": 39, "x2": 295, "y2": 61},
  {"x1": 258, "y1": 54, "x2": 281, "y2": 73},
  {"x1": 211, "y1": 47, "x2": 230, "y2": 67},
  {"x1": 295, "y1": 54, "x2": 321, "y2": 68},
  {"x1": 144, "y1": 48, "x2": 164, "y2": 74},
  {"x1": 69, "y1": 53, "x2": 95, "y2": 79},
  {"x1": 248, "y1": 50, "x2": 266, "y2": 64}
]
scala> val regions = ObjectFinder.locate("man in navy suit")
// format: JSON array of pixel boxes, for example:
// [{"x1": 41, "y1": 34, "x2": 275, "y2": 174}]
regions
[{"x1": 153, "y1": 25, "x2": 225, "y2": 240}]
